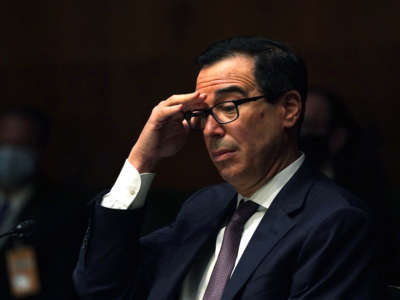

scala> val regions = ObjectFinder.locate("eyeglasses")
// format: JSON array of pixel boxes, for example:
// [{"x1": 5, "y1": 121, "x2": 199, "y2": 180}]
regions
[{"x1": 184, "y1": 95, "x2": 265, "y2": 130}]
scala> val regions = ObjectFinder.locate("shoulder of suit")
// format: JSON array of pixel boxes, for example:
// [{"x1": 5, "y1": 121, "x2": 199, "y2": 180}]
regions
[
  {"x1": 307, "y1": 175, "x2": 368, "y2": 214},
  {"x1": 178, "y1": 183, "x2": 236, "y2": 210}
]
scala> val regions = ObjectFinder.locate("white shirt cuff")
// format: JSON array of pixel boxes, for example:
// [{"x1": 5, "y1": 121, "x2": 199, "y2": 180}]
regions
[{"x1": 101, "y1": 159, "x2": 155, "y2": 210}]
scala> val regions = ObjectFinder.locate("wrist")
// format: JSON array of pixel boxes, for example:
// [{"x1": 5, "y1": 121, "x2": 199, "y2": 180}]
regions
[{"x1": 128, "y1": 147, "x2": 158, "y2": 173}]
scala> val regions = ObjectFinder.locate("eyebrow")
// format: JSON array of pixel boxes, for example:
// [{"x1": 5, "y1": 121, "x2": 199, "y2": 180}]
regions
[{"x1": 215, "y1": 86, "x2": 247, "y2": 99}]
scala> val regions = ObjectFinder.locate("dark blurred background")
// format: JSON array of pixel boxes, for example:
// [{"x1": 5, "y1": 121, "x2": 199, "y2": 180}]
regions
[
  {"x1": 1, "y1": 0, "x2": 399, "y2": 193},
  {"x1": 1, "y1": 1, "x2": 400, "y2": 298}
]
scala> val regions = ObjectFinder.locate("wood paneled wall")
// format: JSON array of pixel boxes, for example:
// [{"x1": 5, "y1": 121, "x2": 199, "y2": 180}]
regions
[{"x1": 1, "y1": 1, "x2": 399, "y2": 190}]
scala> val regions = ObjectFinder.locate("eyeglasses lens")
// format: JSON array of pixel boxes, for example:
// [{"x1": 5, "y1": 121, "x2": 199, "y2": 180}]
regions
[
  {"x1": 187, "y1": 102, "x2": 239, "y2": 130},
  {"x1": 213, "y1": 102, "x2": 237, "y2": 123}
]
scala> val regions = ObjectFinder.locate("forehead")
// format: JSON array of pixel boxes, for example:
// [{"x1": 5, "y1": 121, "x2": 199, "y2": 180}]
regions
[{"x1": 195, "y1": 55, "x2": 258, "y2": 94}]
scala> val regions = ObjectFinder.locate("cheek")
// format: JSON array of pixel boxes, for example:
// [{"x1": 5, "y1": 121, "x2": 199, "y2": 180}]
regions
[
  {"x1": 247, "y1": 113, "x2": 270, "y2": 141},
  {"x1": 235, "y1": 128, "x2": 266, "y2": 161},
  {"x1": 244, "y1": 115, "x2": 279, "y2": 155}
]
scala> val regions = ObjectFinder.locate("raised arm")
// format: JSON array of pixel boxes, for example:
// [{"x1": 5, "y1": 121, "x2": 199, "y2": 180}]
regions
[{"x1": 73, "y1": 92, "x2": 207, "y2": 299}]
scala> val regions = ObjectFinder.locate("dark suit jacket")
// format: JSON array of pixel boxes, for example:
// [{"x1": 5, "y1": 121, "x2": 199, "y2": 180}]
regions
[{"x1": 73, "y1": 162, "x2": 384, "y2": 299}]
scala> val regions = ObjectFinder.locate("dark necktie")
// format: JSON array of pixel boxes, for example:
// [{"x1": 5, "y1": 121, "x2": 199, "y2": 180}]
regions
[{"x1": 202, "y1": 200, "x2": 259, "y2": 300}]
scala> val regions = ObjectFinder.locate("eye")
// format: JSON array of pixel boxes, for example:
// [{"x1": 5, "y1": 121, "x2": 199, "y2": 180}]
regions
[{"x1": 216, "y1": 102, "x2": 236, "y2": 114}]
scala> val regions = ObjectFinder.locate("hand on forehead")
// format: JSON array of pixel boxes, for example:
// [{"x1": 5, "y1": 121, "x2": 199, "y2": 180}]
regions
[{"x1": 164, "y1": 91, "x2": 208, "y2": 111}]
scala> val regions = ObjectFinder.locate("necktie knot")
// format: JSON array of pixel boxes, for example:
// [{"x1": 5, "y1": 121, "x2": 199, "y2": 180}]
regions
[{"x1": 229, "y1": 200, "x2": 259, "y2": 227}]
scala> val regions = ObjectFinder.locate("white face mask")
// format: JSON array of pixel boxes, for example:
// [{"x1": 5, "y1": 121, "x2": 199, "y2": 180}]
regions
[{"x1": 0, "y1": 145, "x2": 37, "y2": 188}]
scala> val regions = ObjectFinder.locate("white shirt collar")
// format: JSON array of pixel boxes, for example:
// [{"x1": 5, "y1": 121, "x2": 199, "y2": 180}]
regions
[{"x1": 238, "y1": 153, "x2": 305, "y2": 210}]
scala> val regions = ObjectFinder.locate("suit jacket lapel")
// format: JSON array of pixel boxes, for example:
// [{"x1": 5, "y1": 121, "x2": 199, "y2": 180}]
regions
[
  {"x1": 147, "y1": 184, "x2": 237, "y2": 300},
  {"x1": 221, "y1": 162, "x2": 317, "y2": 300}
]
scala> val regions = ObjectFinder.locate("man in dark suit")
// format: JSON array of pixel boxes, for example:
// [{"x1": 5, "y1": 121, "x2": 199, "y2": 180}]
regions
[{"x1": 74, "y1": 37, "x2": 384, "y2": 299}]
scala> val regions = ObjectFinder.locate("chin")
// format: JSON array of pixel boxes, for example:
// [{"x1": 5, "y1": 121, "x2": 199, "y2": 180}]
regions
[{"x1": 216, "y1": 163, "x2": 245, "y2": 185}]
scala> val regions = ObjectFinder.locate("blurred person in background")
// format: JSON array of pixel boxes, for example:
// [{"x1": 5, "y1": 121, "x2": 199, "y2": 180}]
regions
[
  {"x1": 0, "y1": 106, "x2": 88, "y2": 300},
  {"x1": 300, "y1": 87, "x2": 379, "y2": 195},
  {"x1": 300, "y1": 87, "x2": 400, "y2": 286}
]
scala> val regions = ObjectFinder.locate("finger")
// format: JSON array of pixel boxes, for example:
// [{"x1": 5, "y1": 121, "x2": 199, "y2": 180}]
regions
[
  {"x1": 182, "y1": 100, "x2": 208, "y2": 112},
  {"x1": 182, "y1": 119, "x2": 190, "y2": 134},
  {"x1": 155, "y1": 104, "x2": 184, "y2": 123},
  {"x1": 165, "y1": 91, "x2": 206, "y2": 107}
]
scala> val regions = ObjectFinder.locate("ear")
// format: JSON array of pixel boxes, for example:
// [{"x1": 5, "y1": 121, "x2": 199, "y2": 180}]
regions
[{"x1": 280, "y1": 90, "x2": 302, "y2": 129}]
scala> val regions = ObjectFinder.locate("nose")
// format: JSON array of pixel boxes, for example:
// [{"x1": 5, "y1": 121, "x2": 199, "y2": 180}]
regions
[{"x1": 202, "y1": 114, "x2": 225, "y2": 137}]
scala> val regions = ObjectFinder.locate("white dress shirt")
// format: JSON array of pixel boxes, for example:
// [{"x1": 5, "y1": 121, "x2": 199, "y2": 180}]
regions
[{"x1": 101, "y1": 154, "x2": 305, "y2": 299}]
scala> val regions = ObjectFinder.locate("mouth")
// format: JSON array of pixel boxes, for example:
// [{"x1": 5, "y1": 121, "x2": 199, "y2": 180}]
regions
[{"x1": 211, "y1": 149, "x2": 237, "y2": 162}]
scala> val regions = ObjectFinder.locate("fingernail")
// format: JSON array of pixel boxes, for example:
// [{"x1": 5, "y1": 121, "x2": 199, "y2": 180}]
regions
[{"x1": 200, "y1": 93, "x2": 207, "y2": 98}]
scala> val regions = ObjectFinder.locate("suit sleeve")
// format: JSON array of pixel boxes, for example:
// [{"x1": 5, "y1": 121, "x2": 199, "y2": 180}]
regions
[
  {"x1": 289, "y1": 207, "x2": 384, "y2": 299},
  {"x1": 72, "y1": 194, "x2": 171, "y2": 300}
]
